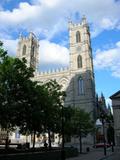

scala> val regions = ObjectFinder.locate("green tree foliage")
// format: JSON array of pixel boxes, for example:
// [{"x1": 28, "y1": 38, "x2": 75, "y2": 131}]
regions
[
  {"x1": 72, "y1": 108, "x2": 93, "y2": 134},
  {"x1": 64, "y1": 107, "x2": 94, "y2": 153},
  {"x1": 0, "y1": 42, "x2": 66, "y2": 149},
  {"x1": 64, "y1": 106, "x2": 74, "y2": 137},
  {"x1": 0, "y1": 41, "x2": 35, "y2": 128},
  {"x1": 72, "y1": 108, "x2": 94, "y2": 153},
  {"x1": 107, "y1": 124, "x2": 115, "y2": 145},
  {"x1": 18, "y1": 82, "x2": 46, "y2": 148},
  {"x1": 42, "y1": 80, "x2": 66, "y2": 148},
  {"x1": 0, "y1": 41, "x2": 44, "y2": 148}
]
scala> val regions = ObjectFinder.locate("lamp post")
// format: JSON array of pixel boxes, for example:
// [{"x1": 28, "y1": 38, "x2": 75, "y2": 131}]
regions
[
  {"x1": 107, "y1": 123, "x2": 114, "y2": 152},
  {"x1": 5, "y1": 80, "x2": 9, "y2": 150},
  {"x1": 100, "y1": 113, "x2": 106, "y2": 156},
  {"x1": 61, "y1": 104, "x2": 65, "y2": 160}
]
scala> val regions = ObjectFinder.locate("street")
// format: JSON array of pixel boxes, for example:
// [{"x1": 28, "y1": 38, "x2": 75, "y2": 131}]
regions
[
  {"x1": 66, "y1": 146, "x2": 120, "y2": 160},
  {"x1": 102, "y1": 148, "x2": 120, "y2": 160}
]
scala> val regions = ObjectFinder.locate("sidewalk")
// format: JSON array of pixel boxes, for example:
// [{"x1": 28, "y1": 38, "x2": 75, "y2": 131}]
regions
[{"x1": 66, "y1": 146, "x2": 118, "y2": 160}]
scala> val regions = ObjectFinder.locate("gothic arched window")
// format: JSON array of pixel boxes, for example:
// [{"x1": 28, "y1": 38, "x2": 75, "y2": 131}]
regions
[
  {"x1": 22, "y1": 45, "x2": 26, "y2": 55},
  {"x1": 78, "y1": 77, "x2": 84, "y2": 95},
  {"x1": 77, "y1": 55, "x2": 82, "y2": 68},
  {"x1": 76, "y1": 31, "x2": 81, "y2": 43}
]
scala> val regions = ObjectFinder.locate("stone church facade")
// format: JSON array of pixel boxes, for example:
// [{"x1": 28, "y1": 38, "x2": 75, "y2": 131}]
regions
[{"x1": 17, "y1": 16, "x2": 96, "y2": 118}]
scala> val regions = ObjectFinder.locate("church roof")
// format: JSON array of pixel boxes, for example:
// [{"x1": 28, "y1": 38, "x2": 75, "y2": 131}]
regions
[{"x1": 110, "y1": 90, "x2": 120, "y2": 99}]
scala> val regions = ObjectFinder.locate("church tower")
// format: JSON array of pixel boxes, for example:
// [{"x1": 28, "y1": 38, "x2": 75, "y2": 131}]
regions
[
  {"x1": 69, "y1": 16, "x2": 93, "y2": 72},
  {"x1": 17, "y1": 32, "x2": 39, "y2": 71},
  {"x1": 68, "y1": 16, "x2": 95, "y2": 115}
]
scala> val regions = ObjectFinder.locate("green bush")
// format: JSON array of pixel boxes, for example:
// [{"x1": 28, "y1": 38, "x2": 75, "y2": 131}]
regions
[{"x1": 0, "y1": 147, "x2": 78, "y2": 160}]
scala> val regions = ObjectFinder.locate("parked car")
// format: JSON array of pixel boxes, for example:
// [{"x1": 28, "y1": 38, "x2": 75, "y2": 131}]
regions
[{"x1": 93, "y1": 143, "x2": 111, "y2": 148}]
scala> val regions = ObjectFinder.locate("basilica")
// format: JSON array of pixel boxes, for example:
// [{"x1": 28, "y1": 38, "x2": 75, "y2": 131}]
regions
[{"x1": 17, "y1": 16, "x2": 96, "y2": 119}]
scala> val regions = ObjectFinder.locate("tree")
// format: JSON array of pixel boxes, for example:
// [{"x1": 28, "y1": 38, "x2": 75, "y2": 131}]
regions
[
  {"x1": 99, "y1": 111, "x2": 115, "y2": 146},
  {"x1": 63, "y1": 106, "x2": 75, "y2": 140},
  {"x1": 0, "y1": 41, "x2": 40, "y2": 148},
  {"x1": 107, "y1": 124, "x2": 115, "y2": 145},
  {"x1": 68, "y1": 107, "x2": 93, "y2": 153},
  {"x1": 0, "y1": 42, "x2": 68, "y2": 149},
  {"x1": 62, "y1": 106, "x2": 94, "y2": 153},
  {"x1": 17, "y1": 82, "x2": 46, "y2": 148},
  {"x1": 42, "y1": 80, "x2": 66, "y2": 149}
]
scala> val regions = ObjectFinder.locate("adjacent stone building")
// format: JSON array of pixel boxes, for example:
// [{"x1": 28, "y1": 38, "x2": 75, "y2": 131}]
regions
[
  {"x1": 17, "y1": 16, "x2": 96, "y2": 119},
  {"x1": 110, "y1": 91, "x2": 120, "y2": 146}
]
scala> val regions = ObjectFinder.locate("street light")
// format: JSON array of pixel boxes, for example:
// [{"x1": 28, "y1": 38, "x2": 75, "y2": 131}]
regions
[
  {"x1": 100, "y1": 113, "x2": 107, "y2": 156},
  {"x1": 61, "y1": 104, "x2": 65, "y2": 160},
  {"x1": 5, "y1": 80, "x2": 9, "y2": 150}
]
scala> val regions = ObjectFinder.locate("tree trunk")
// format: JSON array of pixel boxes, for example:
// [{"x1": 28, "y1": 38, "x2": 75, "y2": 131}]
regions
[
  {"x1": 48, "y1": 129, "x2": 51, "y2": 149},
  {"x1": 5, "y1": 130, "x2": 9, "y2": 150},
  {"x1": 79, "y1": 129, "x2": 82, "y2": 154},
  {"x1": 32, "y1": 130, "x2": 36, "y2": 149},
  {"x1": 26, "y1": 134, "x2": 28, "y2": 143}
]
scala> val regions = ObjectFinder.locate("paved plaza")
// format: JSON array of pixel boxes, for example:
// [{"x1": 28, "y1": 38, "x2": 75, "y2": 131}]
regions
[{"x1": 66, "y1": 146, "x2": 120, "y2": 160}]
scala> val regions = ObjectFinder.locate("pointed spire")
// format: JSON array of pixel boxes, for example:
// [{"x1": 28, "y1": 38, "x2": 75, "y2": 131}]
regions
[
  {"x1": 101, "y1": 92, "x2": 104, "y2": 98},
  {"x1": 82, "y1": 15, "x2": 87, "y2": 25},
  {"x1": 108, "y1": 103, "x2": 111, "y2": 109},
  {"x1": 29, "y1": 32, "x2": 33, "y2": 39},
  {"x1": 101, "y1": 92, "x2": 104, "y2": 99},
  {"x1": 96, "y1": 93, "x2": 98, "y2": 99},
  {"x1": 68, "y1": 17, "x2": 73, "y2": 30}
]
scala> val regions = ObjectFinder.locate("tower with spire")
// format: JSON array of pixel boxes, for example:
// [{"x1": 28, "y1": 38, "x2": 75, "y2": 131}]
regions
[{"x1": 17, "y1": 32, "x2": 39, "y2": 71}]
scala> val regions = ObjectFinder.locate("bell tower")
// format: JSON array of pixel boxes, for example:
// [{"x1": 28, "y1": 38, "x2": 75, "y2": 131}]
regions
[
  {"x1": 17, "y1": 32, "x2": 39, "y2": 71},
  {"x1": 68, "y1": 16, "x2": 93, "y2": 73},
  {"x1": 68, "y1": 16, "x2": 96, "y2": 116}
]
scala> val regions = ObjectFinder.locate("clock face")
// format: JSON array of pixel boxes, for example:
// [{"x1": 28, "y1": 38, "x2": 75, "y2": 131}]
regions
[{"x1": 76, "y1": 46, "x2": 81, "y2": 52}]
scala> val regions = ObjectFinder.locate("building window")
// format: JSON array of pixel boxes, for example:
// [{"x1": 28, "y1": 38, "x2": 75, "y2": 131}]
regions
[
  {"x1": 77, "y1": 55, "x2": 82, "y2": 68},
  {"x1": 22, "y1": 45, "x2": 26, "y2": 55},
  {"x1": 76, "y1": 31, "x2": 81, "y2": 43},
  {"x1": 78, "y1": 77, "x2": 84, "y2": 95}
]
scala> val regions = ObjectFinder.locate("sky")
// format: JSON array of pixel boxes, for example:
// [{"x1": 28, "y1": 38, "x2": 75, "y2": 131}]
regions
[{"x1": 0, "y1": 0, "x2": 120, "y2": 106}]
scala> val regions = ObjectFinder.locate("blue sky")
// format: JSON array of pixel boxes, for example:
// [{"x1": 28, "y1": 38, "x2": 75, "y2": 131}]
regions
[{"x1": 0, "y1": 0, "x2": 120, "y2": 106}]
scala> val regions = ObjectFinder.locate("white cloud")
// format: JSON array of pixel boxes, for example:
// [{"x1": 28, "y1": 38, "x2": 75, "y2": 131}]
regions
[
  {"x1": 94, "y1": 41, "x2": 120, "y2": 78},
  {"x1": 116, "y1": 41, "x2": 120, "y2": 47},
  {"x1": 0, "y1": 3, "x2": 40, "y2": 26},
  {"x1": 40, "y1": 40, "x2": 69, "y2": 65},
  {"x1": 1, "y1": 38, "x2": 18, "y2": 56},
  {"x1": 1, "y1": 0, "x2": 120, "y2": 74},
  {"x1": 2, "y1": 38, "x2": 69, "y2": 67},
  {"x1": 39, "y1": 0, "x2": 61, "y2": 8},
  {"x1": 100, "y1": 18, "x2": 117, "y2": 29},
  {"x1": 0, "y1": 0, "x2": 120, "y2": 39}
]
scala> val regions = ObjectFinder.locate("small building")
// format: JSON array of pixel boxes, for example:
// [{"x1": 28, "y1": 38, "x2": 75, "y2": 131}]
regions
[{"x1": 110, "y1": 90, "x2": 120, "y2": 146}]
